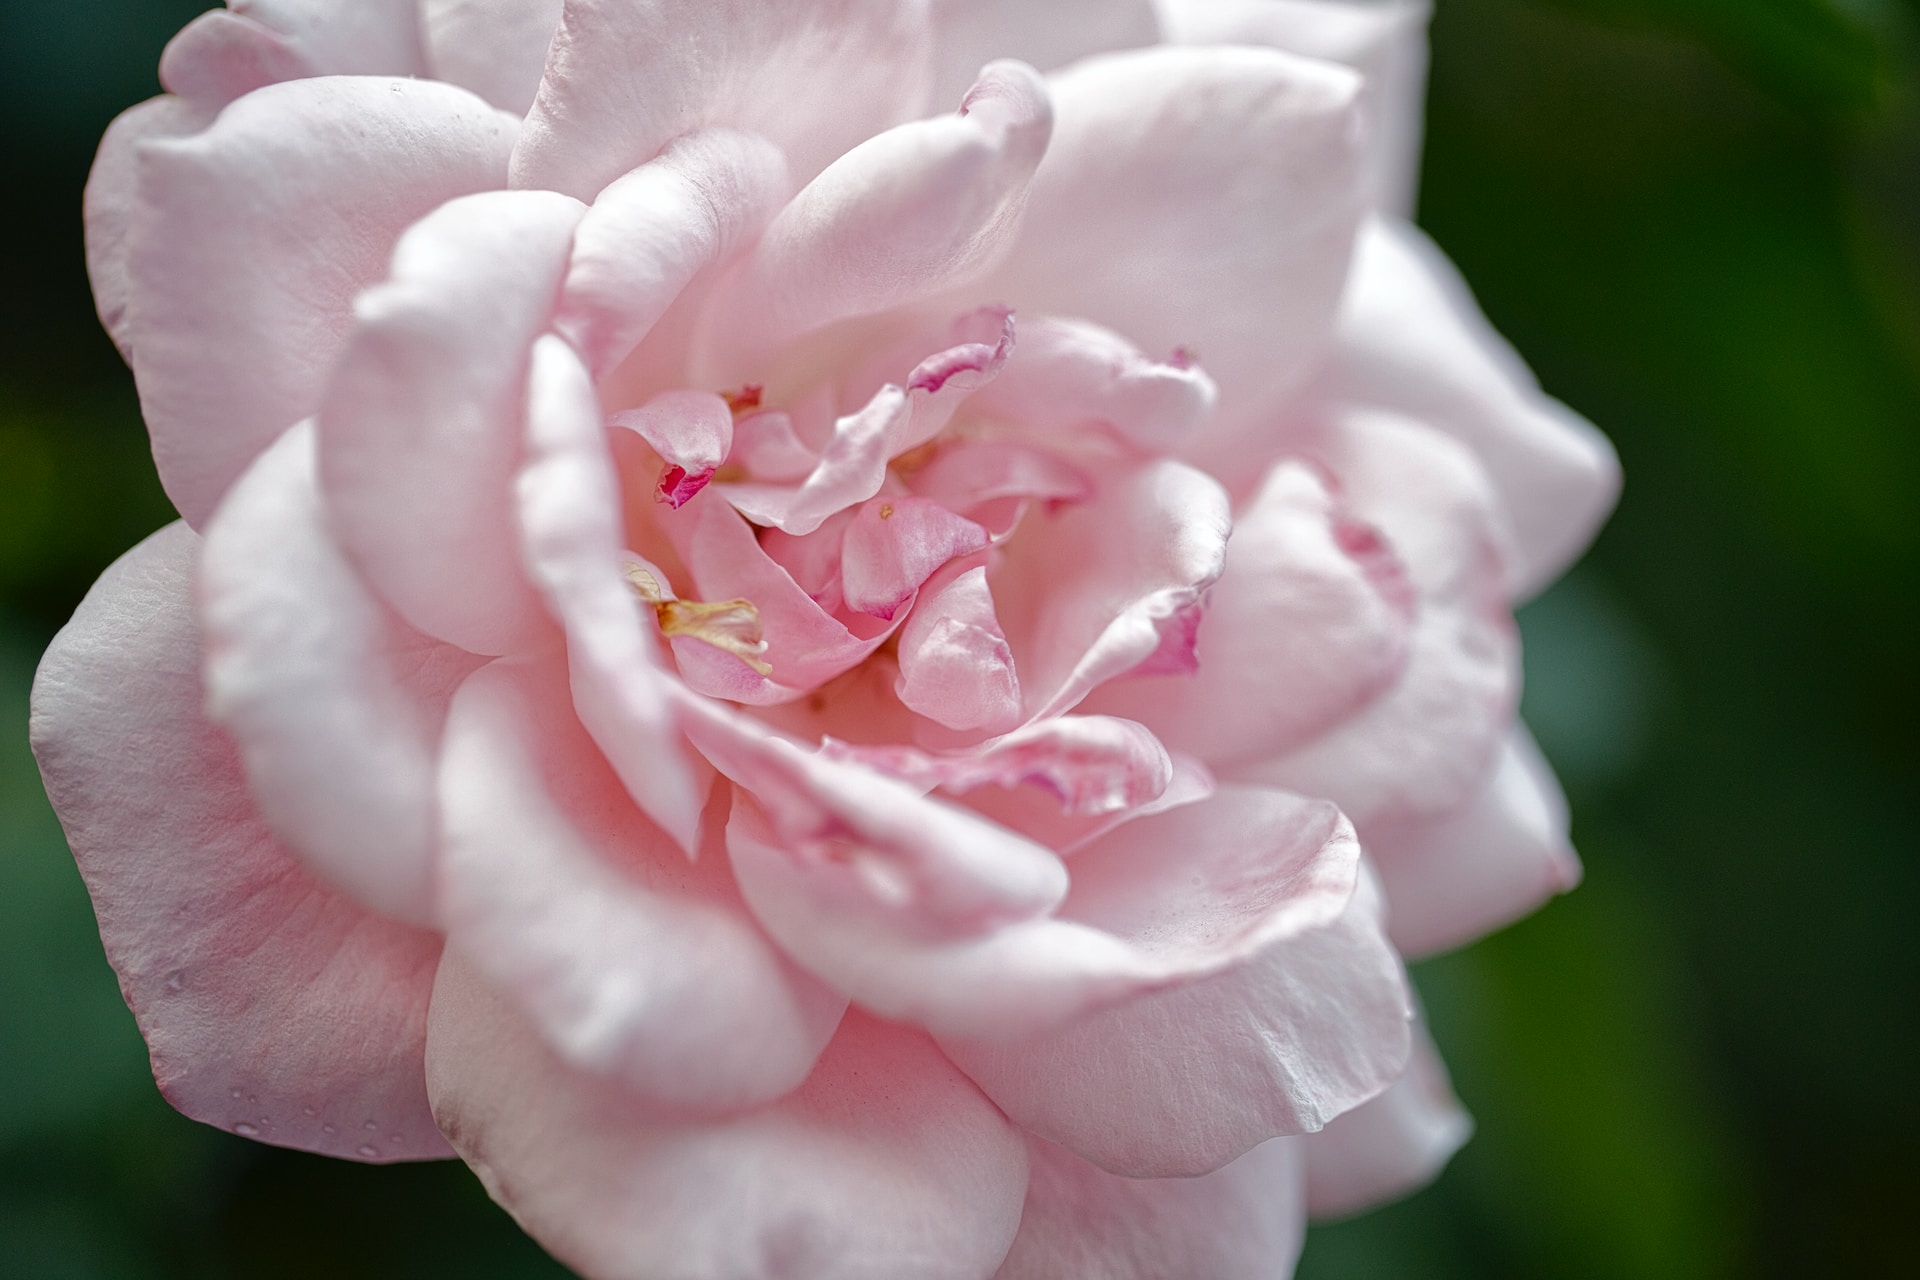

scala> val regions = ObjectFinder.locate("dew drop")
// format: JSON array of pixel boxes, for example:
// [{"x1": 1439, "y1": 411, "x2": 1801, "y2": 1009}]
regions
[
  {"x1": 356, "y1": 1144, "x2": 379, "y2": 1159},
  {"x1": 229, "y1": 1088, "x2": 243, "y2": 1100},
  {"x1": 363, "y1": 1120, "x2": 379, "y2": 1131},
  {"x1": 322, "y1": 1123, "x2": 336, "y2": 1135},
  {"x1": 164, "y1": 970, "x2": 185, "y2": 993},
  {"x1": 302, "y1": 1105, "x2": 316, "y2": 1117},
  {"x1": 389, "y1": 1134, "x2": 404, "y2": 1145},
  {"x1": 234, "y1": 1122, "x2": 259, "y2": 1137}
]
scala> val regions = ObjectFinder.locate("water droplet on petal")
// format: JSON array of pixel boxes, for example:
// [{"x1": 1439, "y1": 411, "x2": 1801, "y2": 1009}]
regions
[
  {"x1": 164, "y1": 970, "x2": 185, "y2": 992},
  {"x1": 229, "y1": 1088, "x2": 243, "y2": 1100},
  {"x1": 363, "y1": 1120, "x2": 378, "y2": 1131},
  {"x1": 302, "y1": 1105, "x2": 316, "y2": 1117},
  {"x1": 356, "y1": 1144, "x2": 379, "y2": 1159},
  {"x1": 322, "y1": 1124, "x2": 336, "y2": 1135},
  {"x1": 234, "y1": 1123, "x2": 259, "y2": 1137}
]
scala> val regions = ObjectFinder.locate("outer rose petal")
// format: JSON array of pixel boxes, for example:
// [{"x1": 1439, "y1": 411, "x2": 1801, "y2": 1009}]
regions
[
  {"x1": 158, "y1": 11, "x2": 310, "y2": 106},
  {"x1": 427, "y1": 966, "x2": 1029, "y2": 1280},
  {"x1": 940, "y1": 795, "x2": 1410, "y2": 1178},
  {"x1": 438, "y1": 658, "x2": 845, "y2": 1110},
  {"x1": 1305, "y1": 1019, "x2": 1471, "y2": 1218},
  {"x1": 230, "y1": 0, "x2": 428, "y2": 76},
  {"x1": 1365, "y1": 727, "x2": 1582, "y2": 958},
  {"x1": 513, "y1": 0, "x2": 934, "y2": 199},
  {"x1": 987, "y1": 46, "x2": 1364, "y2": 429},
  {"x1": 927, "y1": 0, "x2": 1160, "y2": 106},
  {"x1": 423, "y1": 0, "x2": 565, "y2": 115},
  {"x1": 125, "y1": 76, "x2": 518, "y2": 526},
  {"x1": 201, "y1": 423, "x2": 483, "y2": 926},
  {"x1": 1338, "y1": 218, "x2": 1621, "y2": 598},
  {"x1": 995, "y1": 1136, "x2": 1305, "y2": 1280},
  {"x1": 30, "y1": 523, "x2": 451, "y2": 1162},
  {"x1": 319, "y1": 189, "x2": 582, "y2": 657}
]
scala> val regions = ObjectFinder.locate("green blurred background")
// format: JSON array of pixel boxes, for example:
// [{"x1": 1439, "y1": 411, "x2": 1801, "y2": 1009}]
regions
[{"x1": 1, "y1": 1, "x2": 1915, "y2": 1276}]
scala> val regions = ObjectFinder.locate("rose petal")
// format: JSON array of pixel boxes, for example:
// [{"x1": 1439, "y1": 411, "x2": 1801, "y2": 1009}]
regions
[
  {"x1": 319, "y1": 189, "x2": 582, "y2": 657},
  {"x1": 1305, "y1": 1018, "x2": 1471, "y2": 1218},
  {"x1": 610, "y1": 389, "x2": 736, "y2": 507},
  {"x1": 158, "y1": 11, "x2": 310, "y2": 105},
  {"x1": 30, "y1": 522, "x2": 450, "y2": 1162},
  {"x1": 513, "y1": 0, "x2": 934, "y2": 199},
  {"x1": 895, "y1": 564, "x2": 1023, "y2": 732},
  {"x1": 995, "y1": 1136, "x2": 1305, "y2": 1280},
  {"x1": 840, "y1": 497, "x2": 989, "y2": 621},
  {"x1": 715, "y1": 384, "x2": 909, "y2": 535},
  {"x1": 904, "y1": 438, "x2": 1092, "y2": 517},
  {"x1": 427, "y1": 970, "x2": 1028, "y2": 1280},
  {"x1": 927, "y1": 0, "x2": 1160, "y2": 106},
  {"x1": 229, "y1": 0, "x2": 428, "y2": 75},
  {"x1": 422, "y1": 0, "x2": 565, "y2": 115},
  {"x1": 125, "y1": 76, "x2": 517, "y2": 526},
  {"x1": 438, "y1": 658, "x2": 845, "y2": 1110},
  {"x1": 940, "y1": 792, "x2": 1410, "y2": 1177},
  {"x1": 200, "y1": 422, "x2": 483, "y2": 926},
  {"x1": 1338, "y1": 217, "x2": 1620, "y2": 598}
]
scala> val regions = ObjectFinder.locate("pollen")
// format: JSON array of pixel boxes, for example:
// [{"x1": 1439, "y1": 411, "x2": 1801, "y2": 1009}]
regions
[
  {"x1": 623, "y1": 564, "x2": 773, "y2": 675},
  {"x1": 721, "y1": 383, "x2": 764, "y2": 415},
  {"x1": 879, "y1": 503, "x2": 895, "y2": 520}
]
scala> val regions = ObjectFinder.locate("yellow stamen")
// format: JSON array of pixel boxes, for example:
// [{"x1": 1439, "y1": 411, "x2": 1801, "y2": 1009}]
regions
[{"x1": 623, "y1": 564, "x2": 773, "y2": 676}]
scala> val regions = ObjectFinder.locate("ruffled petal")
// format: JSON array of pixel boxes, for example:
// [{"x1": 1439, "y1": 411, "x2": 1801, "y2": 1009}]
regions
[
  {"x1": 995, "y1": 1136, "x2": 1305, "y2": 1280},
  {"x1": 319, "y1": 189, "x2": 583, "y2": 657},
  {"x1": 427, "y1": 970, "x2": 1028, "y2": 1280},
  {"x1": 513, "y1": 0, "x2": 934, "y2": 199},
  {"x1": 30, "y1": 523, "x2": 450, "y2": 1162},
  {"x1": 715, "y1": 384, "x2": 908, "y2": 535},
  {"x1": 200, "y1": 422, "x2": 482, "y2": 926},
  {"x1": 423, "y1": 0, "x2": 565, "y2": 115},
  {"x1": 611, "y1": 390, "x2": 735, "y2": 507},
  {"x1": 438, "y1": 658, "x2": 845, "y2": 1110},
  {"x1": 840, "y1": 496, "x2": 989, "y2": 621},
  {"x1": 1305, "y1": 1018, "x2": 1471, "y2": 1218},
  {"x1": 928, "y1": 0, "x2": 1160, "y2": 106},
  {"x1": 125, "y1": 76, "x2": 517, "y2": 526},
  {"x1": 1338, "y1": 218, "x2": 1620, "y2": 598},
  {"x1": 940, "y1": 793, "x2": 1410, "y2": 1177}
]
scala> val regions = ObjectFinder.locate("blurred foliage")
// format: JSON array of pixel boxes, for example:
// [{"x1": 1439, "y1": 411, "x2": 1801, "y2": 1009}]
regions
[{"x1": 0, "y1": 1, "x2": 1914, "y2": 1278}]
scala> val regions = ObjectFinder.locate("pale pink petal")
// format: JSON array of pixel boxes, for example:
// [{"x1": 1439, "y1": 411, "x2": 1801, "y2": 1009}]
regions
[
  {"x1": 995, "y1": 1136, "x2": 1305, "y2": 1280},
  {"x1": 513, "y1": 0, "x2": 934, "y2": 199},
  {"x1": 231, "y1": 0, "x2": 427, "y2": 75},
  {"x1": 965, "y1": 315, "x2": 1218, "y2": 452},
  {"x1": 1085, "y1": 460, "x2": 1412, "y2": 766},
  {"x1": 993, "y1": 459, "x2": 1231, "y2": 718},
  {"x1": 200, "y1": 423, "x2": 482, "y2": 926},
  {"x1": 941, "y1": 794, "x2": 1410, "y2": 1177},
  {"x1": 716, "y1": 384, "x2": 908, "y2": 535},
  {"x1": 30, "y1": 523, "x2": 450, "y2": 1162},
  {"x1": 840, "y1": 497, "x2": 988, "y2": 621},
  {"x1": 904, "y1": 438, "x2": 1092, "y2": 517},
  {"x1": 428, "y1": 970, "x2": 1028, "y2": 1280},
  {"x1": 158, "y1": 11, "x2": 311, "y2": 105},
  {"x1": 895, "y1": 564, "x2": 1023, "y2": 732},
  {"x1": 1306, "y1": 1019, "x2": 1471, "y2": 1218},
  {"x1": 1155, "y1": 0, "x2": 1432, "y2": 216},
  {"x1": 558, "y1": 129, "x2": 790, "y2": 379},
  {"x1": 731, "y1": 409, "x2": 819, "y2": 481},
  {"x1": 986, "y1": 46, "x2": 1364, "y2": 428},
  {"x1": 697, "y1": 62, "x2": 1050, "y2": 368},
  {"x1": 928, "y1": 0, "x2": 1160, "y2": 105},
  {"x1": 125, "y1": 76, "x2": 518, "y2": 526},
  {"x1": 892, "y1": 305, "x2": 1020, "y2": 453},
  {"x1": 438, "y1": 658, "x2": 845, "y2": 1110},
  {"x1": 1238, "y1": 410, "x2": 1517, "y2": 827},
  {"x1": 1366, "y1": 727, "x2": 1581, "y2": 958},
  {"x1": 610, "y1": 390, "x2": 735, "y2": 507},
  {"x1": 423, "y1": 0, "x2": 564, "y2": 115},
  {"x1": 518, "y1": 334, "x2": 711, "y2": 850},
  {"x1": 83, "y1": 95, "x2": 212, "y2": 361},
  {"x1": 1339, "y1": 218, "x2": 1620, "y2": 598},
  {"x1": 319, "y1": 189, "x2": 581, "y2": 657}
]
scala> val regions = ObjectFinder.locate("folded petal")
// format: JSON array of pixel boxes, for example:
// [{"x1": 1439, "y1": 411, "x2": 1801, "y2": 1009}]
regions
[
  {"x1": 423, "y1": 0, "x2": 565, "y2": 115},
  {"x1": 200, "y1": 423, "x2": 482, "y2": 925},
  {"x1": 928, "y1": 0, "x2": 1160, "y2": 106},
  {"x1": 986, "y1": 46, "x2": 1364, "y2": 427},
  {"x1": 319, "y1": 189, "x2": 582, "y2": 656},
  {"x1": 427, "y1": 970, "x2": 1028, "y2": 1280},
  {"x1": 438, "y1": 658, "x2": 845, "y2": 1110},
  {"x1": 126, "y1": 76, "x2": 517, "y2": 526},
  {"x1": 30, "y1": 522, "x2": 450, "y2": 1162},
  {"x1": 941, "y1": 792, "x2": 1410, "y2": 1177},
  {"x1": 895, "y1": 564, "x2": 1023, "y2": 732},
  {"x1": 1305, "y1": 1018, "x2": 1471, "y2": 1218},
  {"x1": 840, "y1": 497, "x2": 989, "y2": 621},
  {"x1": 158, "y1": 11, "x2": 310, "y2": 106},
  {"x1": 230, "y1": 0, "x2": 428, "y2": 75},
  {"x1": 995, "y1": 1136, "x2": 1305, "y2": 1280},
  {"x1": 513, "y1": 0, "x2": 934, "y2": 199},
  {"x1": 611, "y1": 390, "x2": 736, "y2": 507},
  {"x1": 715, "y1": 384, "x2": 909, "y2": 535},
  {"x1": 1086, "y1": 460, "x2": 1412, "y2": 766},
  {"x1": 1338, "y1": 218, "x2": 1620, "y2": 598}
]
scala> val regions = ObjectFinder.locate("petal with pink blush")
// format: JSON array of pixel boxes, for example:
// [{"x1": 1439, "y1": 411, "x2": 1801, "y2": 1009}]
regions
[
  {"x1": 30, "y1": 523, "x2": 450, "y2": 1162},
  {"x1": 558, "y1": 129, "x2": 790, "y2": 379},
  {"x1": 438, "y1": 659, "x2": 845, "y2": 1110},
  {"x1": 427, "y1": 970, "x2": 1028, "y2": 1280},
  {"x1": 895, "y1": 565, "x2": 1022, "y2": 732},
  {"x1": 995, "y1": 1136, "x2": 1305, "y2": 1280},
  {"x1": 987, "y1": 46, "x2": 1364, "y2": 428},
  {"x1": 927, "y1": 0, "x2": 1161, "y2": 105},
  {"x1": 730, "y1": 410, "x2": 818, "y2": 482},
  {"x1": 158, "y1": 11, "x2": 310, "y2": 105},
  {"x1": 1365, "y1": 727, "x2": 1582, "y2": 959},
  {"x1": 1086, "y1": 460, "x2": 1412, "y2": 767},
  {"x1": 518, "y1": 334, "x2": 711, "y2": 852},
  {"x1": 125, "y1": 76, "x2": 518, "y2": 526},
  {"x1": 423, "y1": 0, "x2": 564, "y2": 116},
  {"x1": 893, "y1": 305, "x2": 1019, "y2": 453},
  {"x1": 230, "y1": 0, "x2": 428, "y2": 75},
  {"x1": 320, "y1": 189, "x2": 582, "y2": 657},
  {"x1": 940, "y1": 793, "x2": 1410, "y2": 1178},
  {"x1": 965, "y1": 315, "x2": 1218, "y2": 452},
  {"x1": 716, "y1": 384, "x2": 908, "y2": 535},
  {"x1": 1338, "y1": 218, "x2": 1620, "y2": 598},
  {"x1": 905, "y1": 439, "x2": 1092, "y2": 521},
  {"x1": 513, "y1": 0, "x2": 933, "y2": 199},
  {"x1": 1306, "y1": 1019, "x2": 1472, "y2": 1218},
  {"x1": 610, "y1": 390, "x2": 735, "y2": 508},
  {"x1": 201, "y1": 423, "x2": 483, "y2": 926},
  {"x1": 840, "y1": 497, "x2": 989, "y2": 621}
]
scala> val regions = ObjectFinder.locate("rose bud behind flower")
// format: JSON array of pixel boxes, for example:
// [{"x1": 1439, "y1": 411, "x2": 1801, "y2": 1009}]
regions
[{"x1": 32, "y1": 2, "x2": 1618, "y2": 1277}]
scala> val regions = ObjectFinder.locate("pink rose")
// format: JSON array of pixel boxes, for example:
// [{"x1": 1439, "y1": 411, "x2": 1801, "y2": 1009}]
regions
[{"x1": 33, "y1": 1, "x2": 1619, "y2": 1276}]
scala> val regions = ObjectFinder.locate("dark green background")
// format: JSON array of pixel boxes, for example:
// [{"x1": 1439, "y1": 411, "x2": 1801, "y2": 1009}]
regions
[{"x1": 2, "y1": 2, "x2": 1914, "y2": 1275}]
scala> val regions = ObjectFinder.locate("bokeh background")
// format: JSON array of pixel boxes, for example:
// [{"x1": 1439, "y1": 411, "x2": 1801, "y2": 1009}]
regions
[{"x1": 2, "y1": 1, "x2": 1915, "y2": 1276}]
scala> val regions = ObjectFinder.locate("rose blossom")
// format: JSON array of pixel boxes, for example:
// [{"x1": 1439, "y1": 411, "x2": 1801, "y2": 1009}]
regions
[{"x1": 32, "y1": 1, "x2": 1618, "y2": 1276}]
